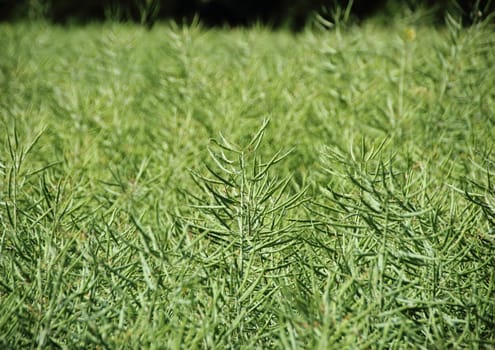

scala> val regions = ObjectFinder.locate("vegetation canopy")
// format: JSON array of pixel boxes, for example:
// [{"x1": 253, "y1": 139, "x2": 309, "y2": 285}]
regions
[{"x1": 0, "y1": 10, "x2": 494, "y2": 349}]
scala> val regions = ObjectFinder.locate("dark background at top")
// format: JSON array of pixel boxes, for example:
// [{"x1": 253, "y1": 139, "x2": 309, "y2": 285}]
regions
[{"x1": 0, "y1": 0, "x2": 493, "y2": 29}]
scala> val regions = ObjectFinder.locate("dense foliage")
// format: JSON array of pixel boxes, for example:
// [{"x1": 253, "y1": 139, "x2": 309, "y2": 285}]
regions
[{"x1": 1, "y1": 13, "x2": 494, "y2": 349}]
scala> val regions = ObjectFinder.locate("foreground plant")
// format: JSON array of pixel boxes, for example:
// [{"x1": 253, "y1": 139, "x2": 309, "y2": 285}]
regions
[
  {"x1": 175, "y1": 120, "x2": 308, "y2": 346},
  {"x1": 303, "y1": 139, "x2": 495, "y2": 347}
]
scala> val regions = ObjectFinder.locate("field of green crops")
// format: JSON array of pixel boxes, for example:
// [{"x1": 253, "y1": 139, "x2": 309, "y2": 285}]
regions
[{"x1": 1, "y1": 14, "x2": 494, "y2": 349}]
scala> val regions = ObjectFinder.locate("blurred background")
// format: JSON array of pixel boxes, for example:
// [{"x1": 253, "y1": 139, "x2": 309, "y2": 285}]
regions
[{"x1": 0, "y1": 0, "x2": 493, "y2": 28}]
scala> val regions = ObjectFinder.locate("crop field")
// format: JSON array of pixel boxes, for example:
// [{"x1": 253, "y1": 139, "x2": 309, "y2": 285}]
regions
[{"x1": 0, "y1": 13, "x2": 494, "y2": 349}]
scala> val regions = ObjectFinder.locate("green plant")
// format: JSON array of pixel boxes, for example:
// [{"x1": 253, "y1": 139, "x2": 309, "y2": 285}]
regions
[
  {"x1": 174, "y1": 120, "x2": 308, "y2": 346},
  {"x1": 307, "y1": 138, "x2": 495, "y2": 347},
  {"x1": 1, "y1": 15, "x2": 494, "y2": 348}
]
